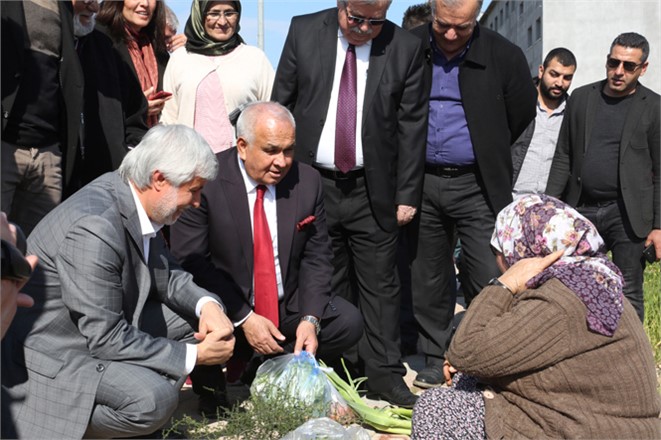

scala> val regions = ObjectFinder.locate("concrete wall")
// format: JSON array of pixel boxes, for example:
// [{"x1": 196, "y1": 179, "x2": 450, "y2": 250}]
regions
[
  {"x1": 481, "y1": 0, "x2": 661, "y2": 93},
  {"x1": 543, "y1": 0, "x2": 660, "y2": 91}
]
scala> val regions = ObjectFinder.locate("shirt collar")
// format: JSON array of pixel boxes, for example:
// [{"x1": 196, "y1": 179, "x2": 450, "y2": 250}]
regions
[
  {"x1": 237, "y1": 154, "x2": 275, "y2": 197},
  {"x1": 128, "y1": 181, "x2": 163, "y2": 240}
]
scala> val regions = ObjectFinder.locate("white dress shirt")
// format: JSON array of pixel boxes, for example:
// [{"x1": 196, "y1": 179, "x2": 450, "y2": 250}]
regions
[{"x1": 315, "y1": 29, "x2": 370, "y2": 170}]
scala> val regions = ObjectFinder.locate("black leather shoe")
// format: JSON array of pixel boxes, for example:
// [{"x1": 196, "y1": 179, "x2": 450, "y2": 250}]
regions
[
  {"x1": 367, "y1": 383, "x2": 418, "y2": 408},
  {"x1": 198, "y1": 390, "x2": 231, "y2": 419},
  {"x1": 413, "y1": 365, "x2": 445, "y2": 389}
]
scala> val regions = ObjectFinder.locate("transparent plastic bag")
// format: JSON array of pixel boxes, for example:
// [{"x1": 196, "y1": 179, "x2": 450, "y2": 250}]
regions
[
  {"x1": 281, "y1": 417, "x2": 371, "y2": 440},
  {"x1": 250, "y1": 351, "x2": 351, "y2": 419}
]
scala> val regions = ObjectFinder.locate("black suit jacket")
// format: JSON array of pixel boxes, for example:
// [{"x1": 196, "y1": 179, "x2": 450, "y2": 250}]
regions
[
  {"x1": 546, "y1": 80, "x2": 660, "y2": 238},
  {"x1": 170, "y1": 148, "x2": 334, "y2": 323},
  {"x1": 69, "y1": 29, "x2": 148, "y2": 194},
  {"x1": 412, "y1": 24, "x2": 537, "y2": 214},
  {"x1": 1, "y1": 1, "x2": 83, "y2": 187},
  {"x1": 272, "y1": 8, "x2": 428, "y2": 232}
]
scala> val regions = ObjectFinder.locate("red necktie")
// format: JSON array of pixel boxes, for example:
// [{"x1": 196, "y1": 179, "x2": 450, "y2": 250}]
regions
[
  {"x1": 335, "y1": 44, "x2": 357, "y2": 174},
  {"x1": 253, "y1": 185, "x2": 279, "y2": 326}
]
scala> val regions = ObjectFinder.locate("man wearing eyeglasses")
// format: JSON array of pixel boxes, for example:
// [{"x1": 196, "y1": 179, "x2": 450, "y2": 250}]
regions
[
  {"x1": 272, "y1": 0, "x2": 428, "y2": 408},
  {"x1": 407, "y1": 0, "x2": 536, "y2": 389},
  {"x1": 547, "y1": 32, "x2": 660, "y2": 322}
]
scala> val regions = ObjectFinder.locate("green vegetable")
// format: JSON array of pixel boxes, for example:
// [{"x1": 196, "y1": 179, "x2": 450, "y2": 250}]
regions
[{"x1": 320, "y1": 359, "x2": 413, "y2": 435}]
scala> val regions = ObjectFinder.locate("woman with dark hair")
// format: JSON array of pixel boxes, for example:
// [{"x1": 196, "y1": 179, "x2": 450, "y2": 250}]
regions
[
  {"x1": 161, "y1": 1, "x2": 273, "y2": 153},
  {"x1": 411, "y1": 194, "x2": 661, "y2": 439},
  {"x1": 97, "y1": 0, "x2": 170, "y2": 127}
]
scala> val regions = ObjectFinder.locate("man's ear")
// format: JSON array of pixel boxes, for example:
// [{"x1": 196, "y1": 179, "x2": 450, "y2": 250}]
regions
[
  {"x1": 236, "y1": 138, "x2": 248, "y2": 161},
  {"x1": 151, "y1": 170, "x2": 168, "y2": 191}
]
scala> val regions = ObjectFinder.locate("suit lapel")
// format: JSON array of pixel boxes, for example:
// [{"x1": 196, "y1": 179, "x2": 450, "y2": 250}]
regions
[
  {"x1": 583, "y1": 84, "x2": 601, "y2": 153},
  {"x1": 362, "y1": 25, "x2": 390, "y2": 125},
  {"x1": 275, "y1": 165, "x2": 299, "y2": 284},
  {"x1": 221, "y1": 150, "x2": 254, "y2": 274},
  {"x1": 317, "y1": 11, "x2": 339, "y2": 104},
  {"x1": 114, "y1": 172, "x2": 153, "y2": 325},
  {"x1": 619, "y1": 89, "x2": 646, "y2": 156}
]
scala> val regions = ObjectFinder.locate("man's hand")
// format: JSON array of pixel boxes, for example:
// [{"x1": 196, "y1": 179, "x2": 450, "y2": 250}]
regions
[
  {"x1": 645, "y1": 229, "x2": 661, "y2": 260},
  {"x1": 498, "y1": 250, "x2": 564, "y2": 294},
  {"x1": 195, "y1": 329, "x2": 235, "y2": 366},
  {"x1": 396, "y1": 204, "x2": 417, "y2": 226},
  {"x1": 241, "y1": 313, "x2": 285, "y2": 355},
  {"x1": 293, "y1": 320, "x2": 318, "y2": 356},
  {"x1": 196, "y1": 301, "x2": 234, "y2": 341},
  {"x1": 443, "y1": 359, "x2": 457, "y2": 386}
]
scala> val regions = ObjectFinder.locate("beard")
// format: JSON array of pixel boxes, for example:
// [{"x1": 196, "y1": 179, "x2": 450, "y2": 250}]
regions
[
  {"x1": 73, "y1": 14, "x2": 96, "y2": 37},
  {"x1": 539, "y1": 80, "x2": 566, "y2": 102},
  {"x1": 152, "y1": 187, "x2": 182, "y2": 226}
]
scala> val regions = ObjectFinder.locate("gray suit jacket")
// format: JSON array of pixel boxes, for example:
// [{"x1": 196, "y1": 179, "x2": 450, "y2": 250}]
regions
[
  {"x1": 1, "y1": 172, "x2": 221, "y2": 439},
  {"x1": 546, "y1": 80, "x2": 660, "y2": 238}
]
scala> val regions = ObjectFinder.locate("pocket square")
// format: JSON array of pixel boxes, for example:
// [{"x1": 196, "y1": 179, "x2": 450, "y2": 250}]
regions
[{"x1": 296, "y1": 215, "x2": 316, "y2": 231}]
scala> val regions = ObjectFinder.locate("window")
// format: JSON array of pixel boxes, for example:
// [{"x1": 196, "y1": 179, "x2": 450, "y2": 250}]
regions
[
  {"x1": 535, "y1": 17, "x2": 542, "y2": 40},
  {"x1": 495, "y1": 16, "x2": 498, "y2": 30},
  {"x1": 520, "y1": 2, "x2": 524, "y2": 16},
  {"x1": 505, "y1": 2, "x2": 510, "y2": 17},
  {"x1": 527, "y1": 26, "x2": 532, "y2": 47},
  {"x1": 499, "y1": 9, "x2": 503, "y2": 24}
]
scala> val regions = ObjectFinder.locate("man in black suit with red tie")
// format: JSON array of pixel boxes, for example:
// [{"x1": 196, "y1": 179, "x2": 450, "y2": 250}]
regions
[{"x1": 169, "y1": 102, "x2": 363, "y2": 409}]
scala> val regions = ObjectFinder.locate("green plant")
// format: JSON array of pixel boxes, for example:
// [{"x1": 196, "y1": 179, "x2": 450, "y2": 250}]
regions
[
  {"x1": 164, "y1": 384, "x2": 329, "y2": 440},
  {"x1": 643, "y1": 262, "x2": 660, "y2": 364}
]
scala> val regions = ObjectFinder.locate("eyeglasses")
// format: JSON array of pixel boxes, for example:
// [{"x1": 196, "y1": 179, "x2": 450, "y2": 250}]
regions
[
  {"x1": 205, "y1": 10, "x2": 238, "y2": 22},
  {"x1": 345, "y1": 9, "x2": 386, "y2": 27},
  {"x1": 606, "y1": 57, "x2": 644, "y2": 72}
]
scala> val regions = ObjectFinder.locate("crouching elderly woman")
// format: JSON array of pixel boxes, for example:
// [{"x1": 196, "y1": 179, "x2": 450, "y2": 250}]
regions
[{"x1": 412, "y1": 194, "x2": 661, "y2": 439}]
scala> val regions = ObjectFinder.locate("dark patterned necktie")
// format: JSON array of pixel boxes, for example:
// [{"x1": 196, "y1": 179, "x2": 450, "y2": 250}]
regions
[
  {"x1": 335, "y1": 44, "x2": 357, "y2": 174},
  {"x1": 253, "y1": 185, "x2": 279, "y2": 325}
]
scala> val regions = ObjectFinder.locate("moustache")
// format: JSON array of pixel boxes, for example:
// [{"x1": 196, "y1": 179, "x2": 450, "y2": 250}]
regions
[{"x1": 350, "y1": 26, "x2": 373, "y2": 36}]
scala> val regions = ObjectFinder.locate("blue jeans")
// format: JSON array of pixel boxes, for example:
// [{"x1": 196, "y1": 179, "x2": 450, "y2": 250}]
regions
[{"x1": 578, "y1": 200, "x2": 646, "y2": 321}]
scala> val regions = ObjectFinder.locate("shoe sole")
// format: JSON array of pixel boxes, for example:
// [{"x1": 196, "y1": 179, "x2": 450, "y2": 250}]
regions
[{"x1": 413, "y1": 378, "x2": 444, "y2": 389}]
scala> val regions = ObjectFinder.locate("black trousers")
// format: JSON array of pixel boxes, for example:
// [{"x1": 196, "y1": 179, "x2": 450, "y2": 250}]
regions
[
  {"x1": 321, "y1": 174, "x2": 406, "y2": 392},
  {"x1": 409, "y1": 171, "x2": 501, "y2": 365},
  {"x1": 578, "y1": 200, "x2": 646, "y2": 322}
]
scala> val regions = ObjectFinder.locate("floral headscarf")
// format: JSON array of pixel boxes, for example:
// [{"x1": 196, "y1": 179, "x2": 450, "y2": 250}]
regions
[
  {"x1": 490, "y1": 194, "x2": 624, "y2": 336},
  {"x1": 184, "y1": 0, "x2": 244, "y2": 56}
]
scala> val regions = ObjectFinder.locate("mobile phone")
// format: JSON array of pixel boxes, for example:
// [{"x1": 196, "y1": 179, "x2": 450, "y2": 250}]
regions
[
  {"x1": 151, "y1": 90, "x2": 172, "y2": 100},
  {"x1": 643, "y1": 243, "x2": 657, "y2": 263}
]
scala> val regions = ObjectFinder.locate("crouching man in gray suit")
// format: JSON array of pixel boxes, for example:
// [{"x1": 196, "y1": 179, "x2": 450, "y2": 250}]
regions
[{"x1": 1, "y1": 125, "x2": 235, "y2": 439}]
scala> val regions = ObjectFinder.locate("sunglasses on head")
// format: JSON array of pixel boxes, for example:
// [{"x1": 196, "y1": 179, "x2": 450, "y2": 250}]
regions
[{"x1": 606, "y1": 57, "x2": 644, "y2": 72}]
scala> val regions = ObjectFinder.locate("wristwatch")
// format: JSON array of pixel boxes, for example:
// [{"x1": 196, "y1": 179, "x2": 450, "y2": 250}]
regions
[
  {"x1": 488, "y1": 277, "x2": 513, "y2": 294},
  {"x1": 300, "y1": 315, "x2": 321, "y2": 335}
]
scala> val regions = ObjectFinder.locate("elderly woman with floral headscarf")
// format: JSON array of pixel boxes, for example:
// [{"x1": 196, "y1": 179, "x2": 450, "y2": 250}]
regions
[
  {"x1": 411, "y1": 194, "x2": 661, "y2": 439},
  {"x1": 161, "y1": 0, "x2": 274, "y2": 153}
]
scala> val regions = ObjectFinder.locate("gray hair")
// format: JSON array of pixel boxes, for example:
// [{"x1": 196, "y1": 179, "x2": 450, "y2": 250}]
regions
[
  {"x1": 430, "y1": 0, "x2": 483, "y2": 20},
  {"x1": 611, "y1": 32, "x2": 650, "y2": 63},
  {"x1": 118, "y1": 124, "x2": 218, "y2": 189},
  {"x1": 337, "y1": 0, "x2": 393, "y2": 10},
  {"x1": 165, "y1": 4, "x2": 179, "y2": 32},
  {"x1": 236, "y1": 102, "x2": 296, "y2": 145}
]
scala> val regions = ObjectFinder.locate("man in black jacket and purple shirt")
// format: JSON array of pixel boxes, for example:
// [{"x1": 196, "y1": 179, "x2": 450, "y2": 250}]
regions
[{"x1": 409, "y1": 0, "x2": 536, "y2": 389}]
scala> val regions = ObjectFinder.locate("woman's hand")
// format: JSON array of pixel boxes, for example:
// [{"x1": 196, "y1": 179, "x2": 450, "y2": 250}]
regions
[
  {"x1": 443, "y1": 359, "x2": 457, "y2": 386},
  {"x1": 143, "y1": 86, "x2": 172, "y2": 116},
  {"x1": 498, "y1": 250, "x2": 564, "y2": 294}
]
